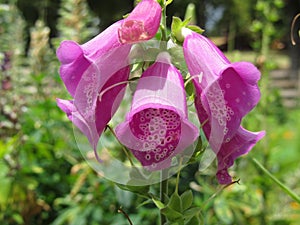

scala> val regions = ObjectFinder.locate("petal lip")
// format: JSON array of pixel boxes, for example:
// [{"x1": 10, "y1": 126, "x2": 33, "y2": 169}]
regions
[
  {"x1": 216, "y1": 128, "x2": 265, "y2": 184},
  {"x1": 56, "y1": 98, "x2": 99, "y2": 151},
  {"x1": 56, "y1": 41, "x2": 83, "y2": 64},
  {"x1": 56, "y1": 20, "x2": 125, "y2": 97}
]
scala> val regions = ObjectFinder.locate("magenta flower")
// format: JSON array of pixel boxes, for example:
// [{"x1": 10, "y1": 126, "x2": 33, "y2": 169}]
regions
[
  {"x1": 115, "y1": 52, "x2": 199, "y2": 170},
  {"x1": 56, "y1": 0, "x2": 161, "y2": 153},
  {"x1": 118, "y1": 0, "x2": 161, "y2": 44},
  {"x1": 183, "y1": 30, "x2": 265, "y2": 184}
]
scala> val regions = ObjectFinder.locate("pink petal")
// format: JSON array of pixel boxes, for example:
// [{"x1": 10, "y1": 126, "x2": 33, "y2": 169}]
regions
[
  {"x1": 115, "y1": 52, "x2": 198, "y2": 170},
  {"x1": 218, "y1": 64, "x2": 261, "y2": 124},
  {"x1": 56, "y1": 99, "x2": 99, "y2": 150},
  {"x1": 129, "y1": 52, "x2": 188, "y2": 118},
  {"x1": 118, "y1": 0, "x2": 161, "y2": 44},
  {"x1": 183, "y1": 32, "x2": 230, "y2": 88},
  {"x1": 56, "y1": 21, "x2": 124, "y2": 97},
  {"x1": 216, "y1": 127, "x2": 265, "y2": 184}
]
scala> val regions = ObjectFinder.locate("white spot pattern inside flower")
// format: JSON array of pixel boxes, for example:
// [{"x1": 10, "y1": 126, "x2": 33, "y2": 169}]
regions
[
  {"x1": 206, "y1": 83, "x2": 234, "y2": 128},
  {"x1": 82, "y1": 72, "x2": 97, "y2": 119},
  {"x1": 129, "y1": 108, "x2": 181, "y2": 165}
]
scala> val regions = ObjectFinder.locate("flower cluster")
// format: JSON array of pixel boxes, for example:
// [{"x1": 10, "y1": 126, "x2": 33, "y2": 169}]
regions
[{"x1": 56, "y1": 0, "x2": 264, "y2": 184}]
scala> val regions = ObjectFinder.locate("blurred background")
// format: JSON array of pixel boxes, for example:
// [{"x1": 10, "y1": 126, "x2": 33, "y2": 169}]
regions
[{"x1": 0, "y1": 0, "x2": 299, "y2": 224}]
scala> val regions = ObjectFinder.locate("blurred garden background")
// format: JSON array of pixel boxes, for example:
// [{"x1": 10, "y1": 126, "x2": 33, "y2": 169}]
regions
[{"x1": 0, "y1": 0, "x2": 300, "y2": 224}]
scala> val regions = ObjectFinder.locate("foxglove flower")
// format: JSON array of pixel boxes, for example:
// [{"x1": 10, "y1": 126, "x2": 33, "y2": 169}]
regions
[
  {"x1": 183, "y1": 29, "x2": 265, "y2": 184},
  {"x1": 56, "y1": 0, "x2": 161, "y2": 152},
  {"x1": 115, "y1": 52, "x2": 199, "y2": 170},
  {"x1": 118, "y1": 0, "x2": 161, "y2": 44}
]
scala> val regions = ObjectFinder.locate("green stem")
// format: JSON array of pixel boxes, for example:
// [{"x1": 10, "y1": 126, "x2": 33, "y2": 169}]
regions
[
  {"x1": 106, "y1": 125, "x2": 135, "y2": 166},
  {"x1": 160, "y1": 169, "x2": 168, "y2": 225},
  {"x1": 200, "y1": 179, "x2": 240, "y2": 211},
  {"x1": 175, "y1": 157, "x2": 184, "y2": 194},
  {"x1": 160, "y1": 0, "x2": 168, "y2": 42},
  {"x1": 252, "y1": 158, "x2": 300, "y2": 204}
]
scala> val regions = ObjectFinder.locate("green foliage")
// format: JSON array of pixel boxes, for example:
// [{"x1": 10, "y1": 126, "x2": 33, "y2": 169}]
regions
[
  {"x1": 152, "y1": 190, "x2": 201, "y2": 224},
  {"x1": 54, "y1": 0, "x2": 99, "y2": 45},
  {"x1": 171, "y1": 16, "x2": 204, "y2": 44},
  {"x1": 250, "y1": 0, "x2": 285, "y2": 56}
]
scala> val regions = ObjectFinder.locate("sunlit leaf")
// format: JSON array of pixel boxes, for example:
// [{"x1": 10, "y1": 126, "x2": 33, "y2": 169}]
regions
[{"x1": 181, "y1": 190, "x2": 193, "y2": 211}]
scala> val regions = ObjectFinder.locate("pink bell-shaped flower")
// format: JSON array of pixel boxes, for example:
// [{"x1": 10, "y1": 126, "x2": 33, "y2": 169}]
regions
[
  {"x1": 56, "y1": 0, "x2": 161, "y2": 153},
  {"x1": 183, "y1": 29, "x2": 265, "y2": 184},
  {"x1": 118, "y1": 0, "x2": 162, "y2": 44},
  {"x1": 115, "y1": 52, "x2": 199, "y2": 170},
  {"x1": 56, "y1": 21, "x2": 131, "y2": 152}
]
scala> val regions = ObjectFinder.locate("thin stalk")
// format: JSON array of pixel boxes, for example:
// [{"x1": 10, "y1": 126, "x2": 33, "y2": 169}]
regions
[
  {"x1": 160, "y1": 0, "x2": 168, "y2": 47},
  {"x1": 175, "y1": 157, "x2": 184, "y2": 194},
  {"x1": 184, "y1": 72, "x2": 203, "y2": 87},
  {"x1": 118, "y1": 208, "x2": 133, "y2": 225},
  {"x1": 252, "y1": 158, "x2": 300, "y2": 204},
  {"x1": 106, "y1": 125, "x2": 135, "y2": 166},
  {"x1": 200, "y1": 179, "x2": 240, "y2": 211},
  {"x1": 160, "y1": 169, "x2": 168, "y2": 225}
]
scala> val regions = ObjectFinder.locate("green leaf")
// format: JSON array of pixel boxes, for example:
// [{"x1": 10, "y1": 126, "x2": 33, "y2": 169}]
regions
[
  {"x1": 12, "y1": 213, "x2": 24, "y2": 224},
  {"x1": 171, "y1": 17, "x2": 185, "y2": 43},
  {"x1": 181, "y1": 17, "x2": 191, "y2": 27},
  {"x1": 137, "y1": 199, "x2": 152, "y2": 208},
  {"x1": 131, "y1": 62, "x2": 143, "y2": 73},
  {"x1": 168, "y1": 45, "x2": 187, "y2": 72},
  {"x1": 128, "y1": 167, "x2": 155, "y2": 186},
  {"x1": 161, "y1": 206, "x2": 183, "y2": 222},
  {"x1": 171, "y1": 16, "x2": 204, "y2": 44},
  {"x1": 188, "y1": 136, "x2": 205, "y2": 164},
  {"x1": 183, "y1": 207, "x2": 201, "y2": 220},
  {"x1": 116, "y1": 183, "x2": 150, "y2": 198},
  {"x1": 168, "y1": 192, "x2": 182, "y2": 212},
  {"x1": 181, "y1": 190, "x2": 193, "y2": 211},
  {"x1": 51, "y1": 206, "x2": 81, "y2": 225},
  {"x1": 186, "y1": 25, "x2": 204, "y2": 35},
  {"x1": 0, "y1": 176, "x2": 12, "y2": 205},
  {"x1": 122, "y1": 13, "x2": 130, "y2": 19},
  {"x1": 166, "y1": 0, "x2": 173, "y2": 7},
  {"x1": 184, "y1": 215, "x2": 201, "y2": 225},
  {"x1": 184, "y1": 77, "x2": 195, "y2": 97},
  {"x1": 152, "y1": 196, "x2": 165, "y2": 209}
]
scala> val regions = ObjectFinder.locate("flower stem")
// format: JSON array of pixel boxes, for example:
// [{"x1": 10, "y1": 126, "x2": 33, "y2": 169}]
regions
[
  {"x1": 118, "y1": 207, "x2": 133, "y2": 225},
  {"x1": 175, "y1": 157, "x2": 183, "y2": 194},
  {"x1": 160, "y1": 169, "x2": 168, "y2": 225},
  {"x1": 106, "y1": 125, "x2": 135, "y2": 166},
  {"x1": 252, "y1": 157, "x2": 300, "y2": 204},
  {"x1": 201, "y1": 179, "x2": 240, "y2": 211},
  {"x1": 160, "y1": 0, "x2": 168, "y2": 43},
  {"x1": 159, "y1": 3, "x2": 169, "y2": 223}
]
